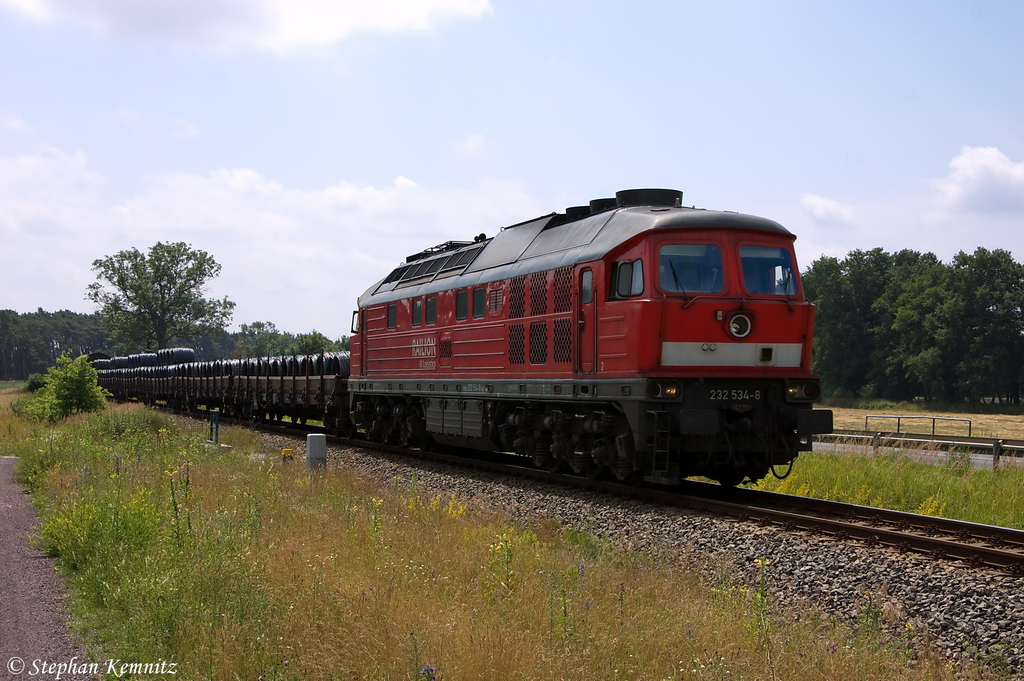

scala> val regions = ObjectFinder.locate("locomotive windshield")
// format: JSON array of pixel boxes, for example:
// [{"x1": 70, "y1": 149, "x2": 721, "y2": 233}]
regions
[
  {"x1": 659, "y1": 244, "x2": 724, "y2": 293},
  {"x1": 740, "y1": 245, "x2": 797, "y2": 295}
]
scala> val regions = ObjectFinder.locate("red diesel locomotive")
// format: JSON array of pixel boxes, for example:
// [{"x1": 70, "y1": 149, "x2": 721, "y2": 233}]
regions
[{"x1": 349, "y1": 188, "x2": 833, "y2": 485}]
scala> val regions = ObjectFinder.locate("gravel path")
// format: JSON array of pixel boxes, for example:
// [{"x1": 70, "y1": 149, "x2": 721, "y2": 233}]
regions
[
  {"x1": 0, "y1": 458, "x2": 94, "y2": 681},
  {"x1": 265, "y1": 436, "x2": 1024, "y2": 678}
]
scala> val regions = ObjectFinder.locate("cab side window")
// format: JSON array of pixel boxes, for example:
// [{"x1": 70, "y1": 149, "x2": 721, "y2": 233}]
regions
[{"x1": 612, "y1": 259, "x2": 644, "y2": 298}]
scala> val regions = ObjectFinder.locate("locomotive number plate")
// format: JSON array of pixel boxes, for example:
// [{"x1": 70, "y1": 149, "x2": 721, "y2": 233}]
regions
[{"x1": 708, "y1": 389, "x2": 762, "y2": 401}]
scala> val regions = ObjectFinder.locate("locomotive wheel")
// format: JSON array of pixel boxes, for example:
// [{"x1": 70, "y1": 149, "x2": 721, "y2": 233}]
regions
[
  {"x1": 624, "y1": 470, "x2": 646, "y2": 487},
  {"x1": 545, "y1": 458, "x2": 567, "y2": 473},
  {"x1": 399, "y1": 422, "x2": 415, "y2": 448}
]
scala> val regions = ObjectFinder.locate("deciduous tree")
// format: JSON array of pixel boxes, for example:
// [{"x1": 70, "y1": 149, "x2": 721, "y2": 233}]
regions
[{"x1": 87, "y1": 242, "x2": 235, "y2": 350}]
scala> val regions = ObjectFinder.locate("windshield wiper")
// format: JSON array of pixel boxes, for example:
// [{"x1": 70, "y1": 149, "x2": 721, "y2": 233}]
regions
[{"x1": 669, "y1": 260, "x2": 688, "y2": 300}]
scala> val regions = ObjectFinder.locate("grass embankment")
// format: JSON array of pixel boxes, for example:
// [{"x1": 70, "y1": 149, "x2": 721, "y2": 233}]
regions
[
  {"x1": 0, "y1": 402, "x2": 960, "y2": 680},
  {"x1": 753, "y1": 450, "x2": 1024, "y2": 529},
  {"x1": 754, "y1": 402, "x2": 1024, "y2": 529}
]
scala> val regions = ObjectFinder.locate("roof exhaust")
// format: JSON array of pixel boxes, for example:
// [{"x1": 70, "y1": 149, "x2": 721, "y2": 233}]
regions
[{"x1": 615, "y1": 188, "x2": 683, "y2": 208}]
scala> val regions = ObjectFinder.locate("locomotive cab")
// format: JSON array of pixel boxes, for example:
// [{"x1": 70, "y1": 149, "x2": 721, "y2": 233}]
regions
[{"x1": 594, "y1": 209, "x2": 833, "y2": 484}]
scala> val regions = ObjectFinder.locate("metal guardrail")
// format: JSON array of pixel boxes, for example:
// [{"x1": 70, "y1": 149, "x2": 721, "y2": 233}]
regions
[
  {"x1": 864, "y1": 414, "x2": 972, "y2": 436},
  {"x1": 817, "y1": 429, "x2": 1024, "y2": 467}
]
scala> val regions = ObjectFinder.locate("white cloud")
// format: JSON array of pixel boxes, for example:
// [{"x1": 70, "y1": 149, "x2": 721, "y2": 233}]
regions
[
  {"x1": 799, "y1": 193, "x2": 854, "y2": 224},
  {"x1": 460, "y1": 133, "x2": 487, "y2": 155},
  {"x1": 0, "y1": 112, "x2": 31, "y2": 132},
  {"x1": 171, "y1": 118, "x2": 199, "y2": 139},
  {"x1": 0, "y1": 147, "x2": 539, "y2": 338},
  {"x1": 0, "y1": 0, "x2": 493, "y2": 51},
  {"x1": 935, "y1": 146, "x2": 1024, "y2": 214},
  {"x1": 0, "y1": 147, "x2": 105, "y2": 234},
  {"x1": 117, "y1": 105, "x2": 146, "y2": 131}
]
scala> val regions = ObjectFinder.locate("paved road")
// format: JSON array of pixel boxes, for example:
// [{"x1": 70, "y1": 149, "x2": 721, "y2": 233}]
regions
[{"x1": 0, "y1": 457, "x2": 93, "y2": 681}]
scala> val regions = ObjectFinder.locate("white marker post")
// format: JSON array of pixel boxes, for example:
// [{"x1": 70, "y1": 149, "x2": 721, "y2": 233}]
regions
[{"x1": 306, "y1": 433, "x2": 327, "y2": 470}]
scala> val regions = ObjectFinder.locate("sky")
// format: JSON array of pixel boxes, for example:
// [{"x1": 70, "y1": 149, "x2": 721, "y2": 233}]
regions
[{"x1": 1, "y1": 0, "x2": 1023, "y2": 340}]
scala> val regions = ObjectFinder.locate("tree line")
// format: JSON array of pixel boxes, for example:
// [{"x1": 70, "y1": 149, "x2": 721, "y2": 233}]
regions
[
  {"x1": 0, "y1": 309, "x2": 109, "y2": 381},
  {"x1": 803, "y1": 247, "x2": 1024, "y2": 404}
]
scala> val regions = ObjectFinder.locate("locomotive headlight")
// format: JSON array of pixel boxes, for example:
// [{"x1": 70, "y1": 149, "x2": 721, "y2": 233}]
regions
[
  {"x1": 647, "y1": 381, "x2": 681, "y2": 399},
  {"x1": 727, "y1": 313, "x2": 752, "y2": 339},
  {"x1": 786, "y1": 381, "x2": 821, "y2": 401}
]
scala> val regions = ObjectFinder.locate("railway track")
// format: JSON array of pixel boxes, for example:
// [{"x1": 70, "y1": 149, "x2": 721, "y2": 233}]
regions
[{"x1": 231, "y1": 416, "x2": 1024, "y2": 575}]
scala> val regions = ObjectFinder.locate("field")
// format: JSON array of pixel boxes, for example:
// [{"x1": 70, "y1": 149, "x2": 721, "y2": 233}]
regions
[
  {"x1": 827, "y1": 402, "x2": 1024, "y2": 439},
  {"x1": 0, "y1": 395, "x2": 969, "y2": 680}
]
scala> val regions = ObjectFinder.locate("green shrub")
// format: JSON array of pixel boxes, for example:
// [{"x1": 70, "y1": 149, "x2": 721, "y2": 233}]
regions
[
  {"x1": 25, "y1": 373, "x2": 47, "y2": 392},
  {"x1": 17, "y1": 353, "x2": 109, "y2": 421}
]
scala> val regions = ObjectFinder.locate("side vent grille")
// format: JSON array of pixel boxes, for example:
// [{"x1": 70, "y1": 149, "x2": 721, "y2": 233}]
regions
[
  {"x1": 553, "y1": 267, "x2": 572, "y2": 313},
  {"x1": 509, "y1": 276, "x2": 526, "y2": 319},
  {"x1": 529, "y1": 321, "x2": 548, "y2": 365},
  {"x1": 530, "y1": 272, "x2": 548, "y2": 316},
  {"x1": 553, "y1": 318, "x2": 573, "y2": 363},
  {"x1": 509, "y1": 324, "x2": 525, "y2": 364}
]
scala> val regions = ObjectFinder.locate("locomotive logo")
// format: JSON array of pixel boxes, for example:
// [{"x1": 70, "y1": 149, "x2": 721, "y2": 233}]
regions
[
  {"x1": 701, "y1": 343, "x2": 717, "y2": 351},
  {"x1": 411, "y1": 337, "x2": 437, "y2": 357}
]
